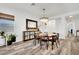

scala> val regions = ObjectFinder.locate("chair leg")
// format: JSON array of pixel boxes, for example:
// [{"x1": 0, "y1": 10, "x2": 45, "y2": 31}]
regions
[
  {"x1": 51, "y1": 41, "x2": 54, "y2": 50},
  {"x1": 55, "y1": 41, "x2": 58, "y2": 48},
  {"x1": 57, "y1": 40, "x2": 60, "y2": 45},
  {"x1": 46, "y1": 41, "x2": 49, "y2": 50}
]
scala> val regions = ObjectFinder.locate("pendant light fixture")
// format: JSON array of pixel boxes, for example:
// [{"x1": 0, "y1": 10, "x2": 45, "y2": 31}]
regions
[{"x1": 40, "y1": 8, "x2": 49, "y2": 24}]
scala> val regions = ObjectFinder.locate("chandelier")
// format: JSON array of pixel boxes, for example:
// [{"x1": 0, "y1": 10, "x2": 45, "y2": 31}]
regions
[{"x1": 40, "y1": 8, "x2": 49, "y2": 23}]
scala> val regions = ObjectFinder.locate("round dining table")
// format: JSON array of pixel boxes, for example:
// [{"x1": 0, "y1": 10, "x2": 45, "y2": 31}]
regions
[{"x1": 34, "y1": 33, "x2": 59, "y2": 50}]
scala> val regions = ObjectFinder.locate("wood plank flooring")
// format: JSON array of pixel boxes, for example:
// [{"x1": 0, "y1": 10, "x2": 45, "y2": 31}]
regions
[{"x1": 0, "y1": 37, "x2": 79, "y2": 55}]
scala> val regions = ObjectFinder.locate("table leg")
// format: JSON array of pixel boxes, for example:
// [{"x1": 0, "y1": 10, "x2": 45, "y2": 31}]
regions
[
  {"x1": 38, "y1": 39, "x2": 40, "y2": 43},
  {"x1": 33, "y1": 39, "x2": 36, "y2": 45},
  {"x1": 40, "y1": 40, "x2": 42, "y2": 49}
]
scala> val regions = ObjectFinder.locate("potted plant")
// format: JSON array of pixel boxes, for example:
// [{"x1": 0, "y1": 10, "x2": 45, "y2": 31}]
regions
[
  {"x1": 7, "y1": 39, "x2": 12, "y2": 45},
  {"x1": 7, "y1": 35, "x2": 12, "y2": 45},
  {"x1": 10, "y1": 34, "x2": 16, "y2": 42},
  {"x1": 6, "y1": 34, "x2": 16, "y2": 45}
]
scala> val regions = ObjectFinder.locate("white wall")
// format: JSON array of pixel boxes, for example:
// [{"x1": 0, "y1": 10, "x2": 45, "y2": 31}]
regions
[
  {"x1": 54, "y1": 12, "x2": 79, "y2": 39},
  {"x1": 38, "y1": 19, "x2": 56, "y2": 33},
  {"x1": 47, "y1": 20, "x2": 56, "y2": 32},
  {"x1": 1, "y1": 7, "x2": 79, "y2": 41},
  {"x1": 73, "y1": 16, "x2": 79, "y2": 36},
  {"x1": 38, "y1": 11, "x2": 79, "y2": 39},
  {"x1": 38, "y1": 16, "x2": 67, "y2": 39},
  {"x1": 55, "y1": 17, "x2": 66, "y2": 39},
  {"x1": 0, "y1": 7, "x2": 37, "y2": 42}
]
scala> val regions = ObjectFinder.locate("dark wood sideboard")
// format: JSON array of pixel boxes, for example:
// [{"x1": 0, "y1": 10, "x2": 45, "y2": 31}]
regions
[{"x1": 23, "y1": 31, "x2": 36, "y2": 41}]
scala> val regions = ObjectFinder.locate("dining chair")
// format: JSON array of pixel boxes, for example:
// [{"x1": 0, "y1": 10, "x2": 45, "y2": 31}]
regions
[
  {"x1": 56, "y1": 33, "x2": 60, "y2": 45},
  {"x1": 48, "y1": 35, "x2": 56, "y2": 50},
  {"x1": 39, "y1": 35, "x2": 49, "y2": 50},
  {"x1": 34, "y1": 33, "x2": 40, "y2": 45}
]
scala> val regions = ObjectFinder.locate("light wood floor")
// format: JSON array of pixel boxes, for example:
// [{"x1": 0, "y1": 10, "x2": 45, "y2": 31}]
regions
[{"x1": 0, "y1": 37, "x2": 79, "y2": 55}]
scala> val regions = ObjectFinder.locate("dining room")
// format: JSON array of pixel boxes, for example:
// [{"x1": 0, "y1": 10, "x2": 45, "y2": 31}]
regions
[{"x1": 0, "y1": 3, "x2": 79, "y2": 55}]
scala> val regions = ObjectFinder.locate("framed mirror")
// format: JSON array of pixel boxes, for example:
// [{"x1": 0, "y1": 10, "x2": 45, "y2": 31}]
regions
[{"x1": 26, "y1": 19, "x2": 38, "y2": 29}]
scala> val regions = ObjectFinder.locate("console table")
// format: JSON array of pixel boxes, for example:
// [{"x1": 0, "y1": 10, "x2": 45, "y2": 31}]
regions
[{"x1": 23, "y1": 31, "x2": 36, "y2": 41}]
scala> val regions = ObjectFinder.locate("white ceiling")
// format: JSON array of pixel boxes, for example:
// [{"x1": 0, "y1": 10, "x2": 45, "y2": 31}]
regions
[{"x1": 0, "y1": 3, "x2": 79, "y2": 18}]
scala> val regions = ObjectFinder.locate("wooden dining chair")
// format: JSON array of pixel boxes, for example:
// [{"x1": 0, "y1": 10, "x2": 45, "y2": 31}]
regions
[
  {"x1": 56, "y1": 33, "x2": 60, "y2": 45},
  {"x1": 48, "y1": 35, "x2": 56, "y2": 50},
  {"x1": 34, "y1": 33, "x2": 40, "y2": 45},
  {"x1": 39, "y1": 35, "x2": 49, "y2": 50}
]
